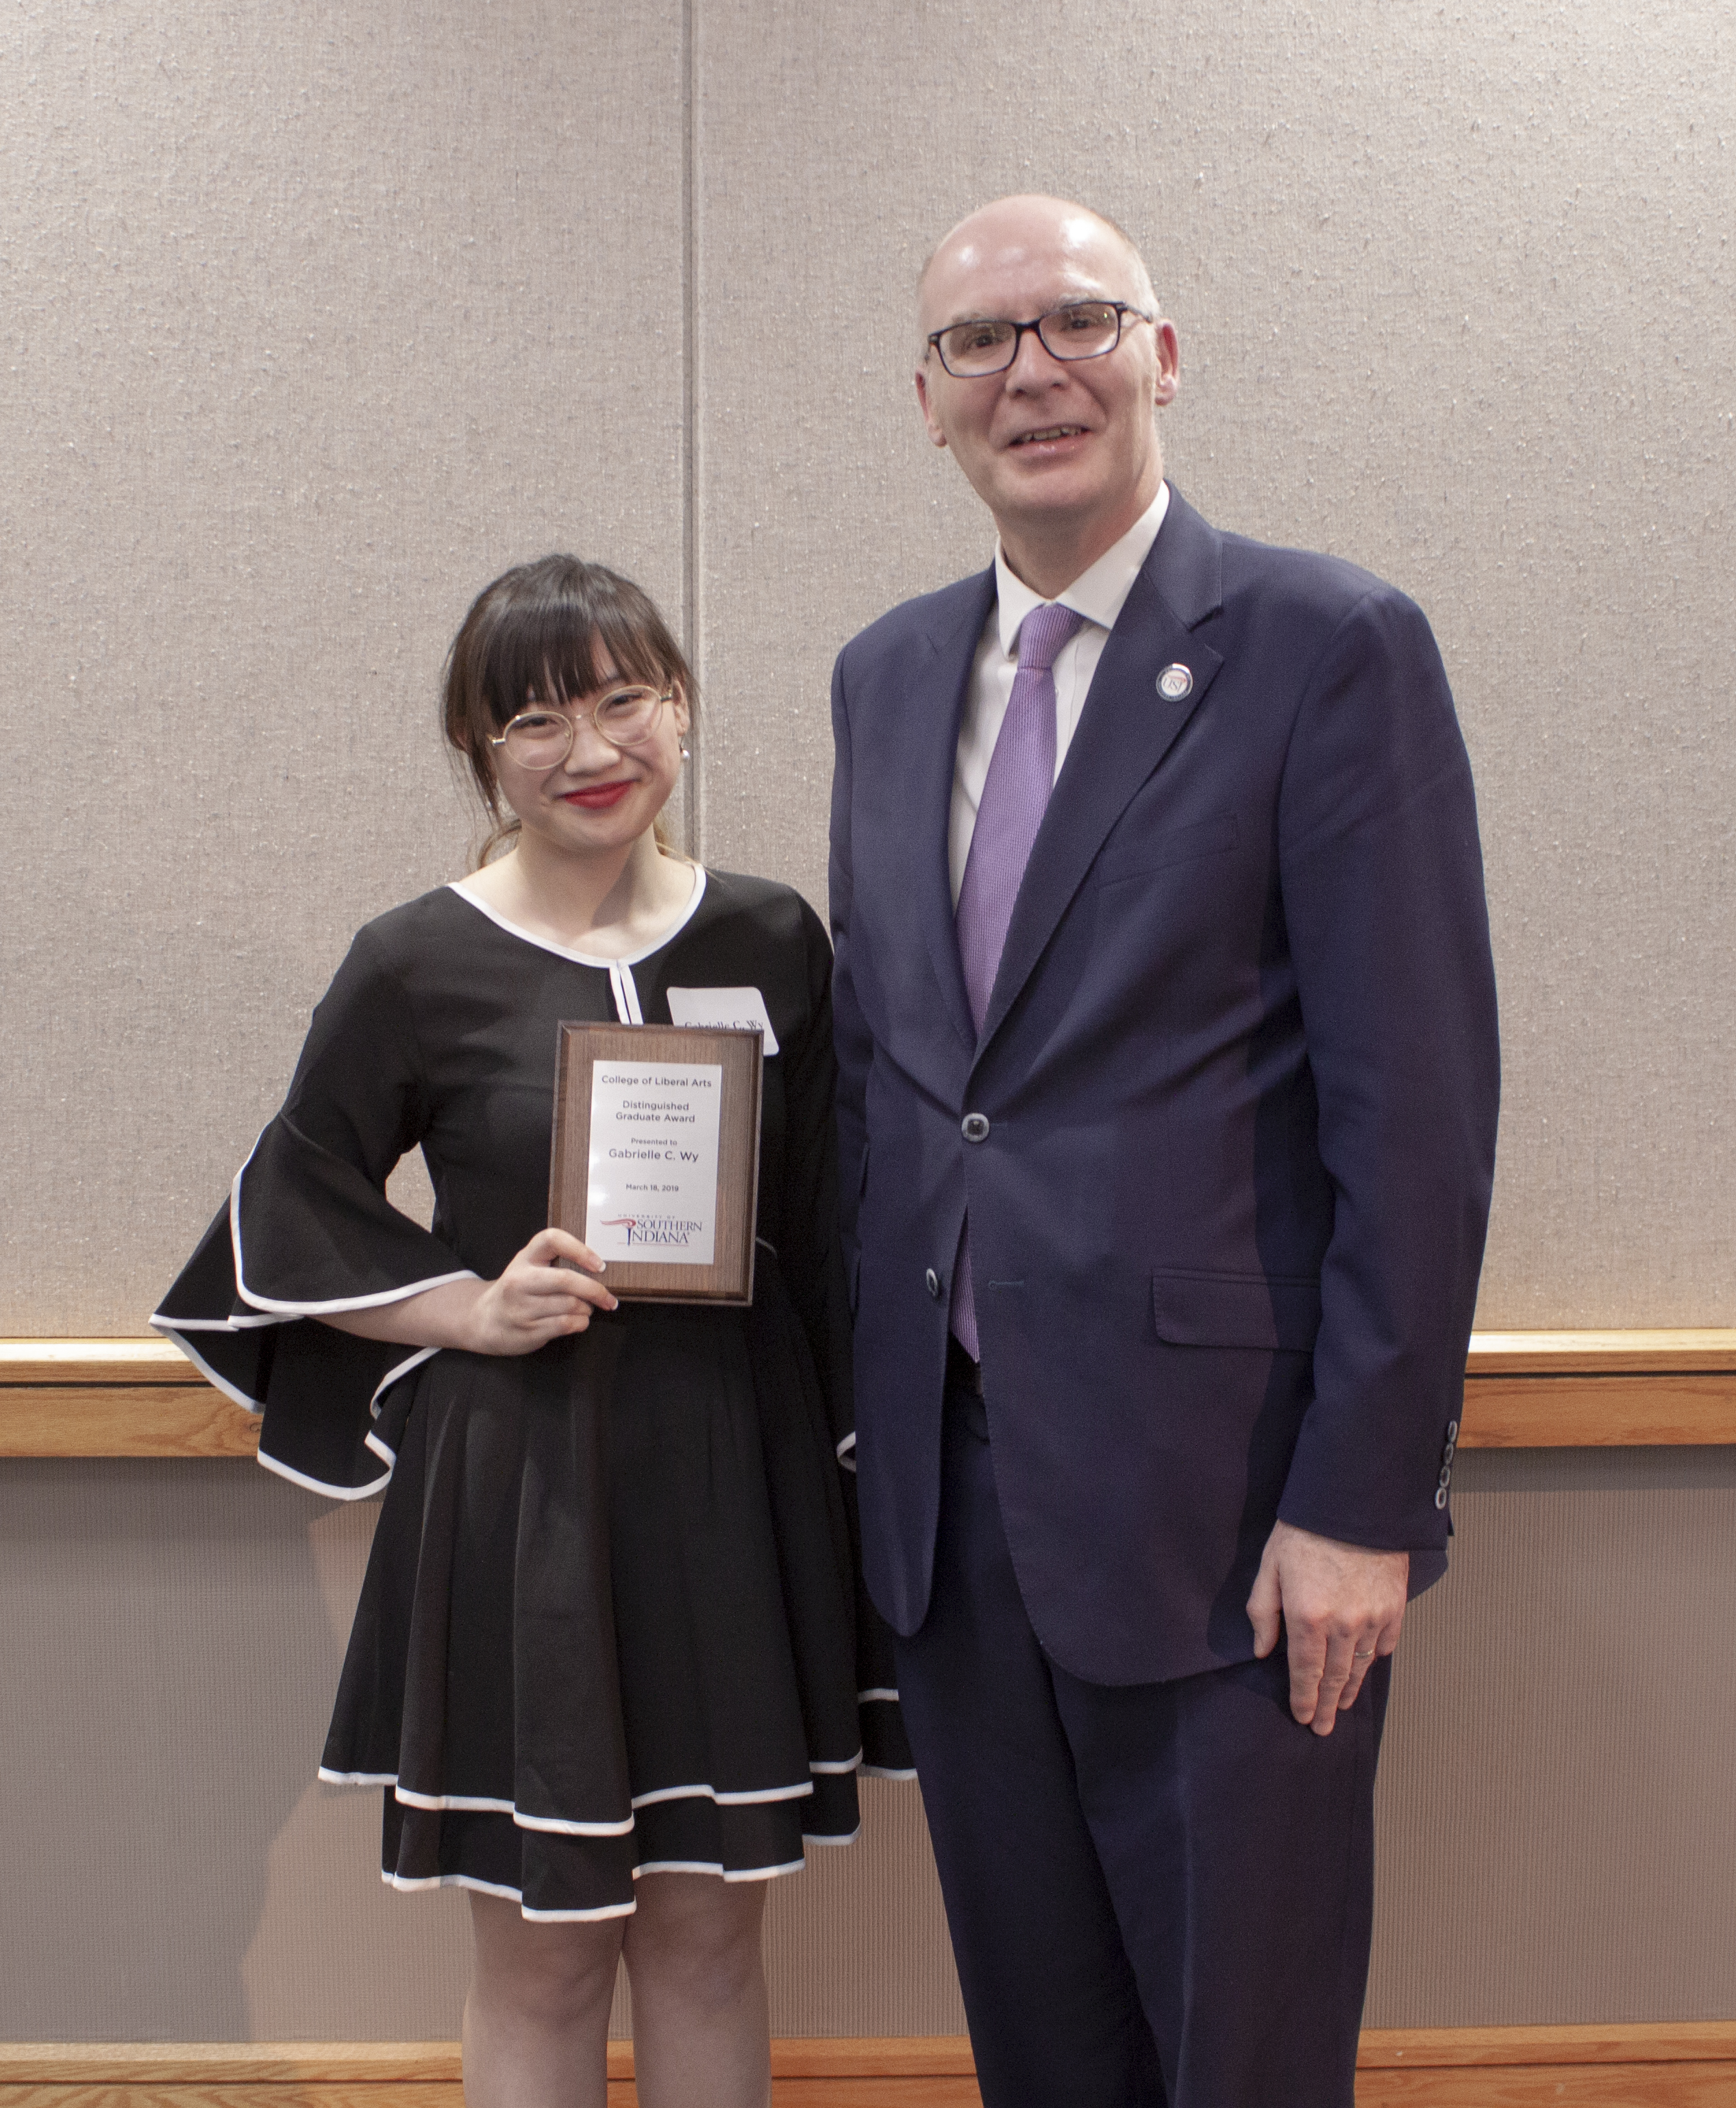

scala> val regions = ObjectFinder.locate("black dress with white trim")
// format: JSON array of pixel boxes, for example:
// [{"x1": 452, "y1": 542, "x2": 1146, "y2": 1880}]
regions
[{"x1": 154, "y1": 869, "x2": 910, "y2": 1922}]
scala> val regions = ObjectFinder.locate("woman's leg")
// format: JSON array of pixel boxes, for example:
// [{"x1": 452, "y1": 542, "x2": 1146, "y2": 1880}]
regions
[
  {"x1": 462, "y1": 1890, "x2": 626, "y2": 2108},
  {"x1": 622, "y1": 1872, "x2": 771, "y2": 2108}
]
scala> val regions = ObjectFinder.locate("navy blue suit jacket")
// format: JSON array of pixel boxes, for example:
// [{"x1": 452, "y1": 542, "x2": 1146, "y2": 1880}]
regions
[{"x1": 829, "y1": 488, "x2": 1500, "y2": 1687}]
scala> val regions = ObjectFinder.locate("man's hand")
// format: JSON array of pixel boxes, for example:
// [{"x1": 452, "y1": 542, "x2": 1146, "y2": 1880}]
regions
[{"x1": 1246, "y1": 1521, "x2": 1409, "y2": 1735}]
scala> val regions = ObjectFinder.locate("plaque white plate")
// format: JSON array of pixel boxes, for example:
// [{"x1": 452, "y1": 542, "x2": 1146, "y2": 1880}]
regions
[{"x1": 586, "y1": 1060, "x2": 723, "y2": 1266}]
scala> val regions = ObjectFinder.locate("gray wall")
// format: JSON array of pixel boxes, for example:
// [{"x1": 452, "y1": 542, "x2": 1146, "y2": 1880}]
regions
[
  {"x1": 5, "y1": 0, "x2": 1732, "y2": 1335},
  {"x1": 5, "y1": 1449, "x2": 1733, "y2": 2039},
  {"x1": 3, "y1": 0, "x2": 1733, "y2": 2046}
]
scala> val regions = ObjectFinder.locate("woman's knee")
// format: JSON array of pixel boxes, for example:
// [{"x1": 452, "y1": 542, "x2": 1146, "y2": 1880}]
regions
[
  {"x1": 623, "y1": 1874, "x2": 767, "y2": 2007},
  {"x1": 469, "y1": 1892, "x2": 625, "y2": 2024}
]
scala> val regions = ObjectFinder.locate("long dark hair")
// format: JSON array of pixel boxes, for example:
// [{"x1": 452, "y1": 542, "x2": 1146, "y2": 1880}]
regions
[{"x1": 443, "y1": 556, "x2": 693, "y2": 865}]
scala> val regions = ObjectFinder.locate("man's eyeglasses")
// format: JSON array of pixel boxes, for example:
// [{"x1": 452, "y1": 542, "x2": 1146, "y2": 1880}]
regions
[
  {"x1": 926, "y1": 300, "x2": 1153, "y2": 379},
  {"x1": 490, "y1": 686, "x2": 677, "y2": 769}
]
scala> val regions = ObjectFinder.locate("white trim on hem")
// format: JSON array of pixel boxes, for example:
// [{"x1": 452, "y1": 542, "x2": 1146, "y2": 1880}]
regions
[
  {"x1": 447, "y1": 865, "x2": 708, "y2": 970},
  {"x1": 860, "y1": 1765, "x2": 919, "y2": 1781},
  {"x1": 633, "y1": 1857, "x2": 808, "y2": 1884},
  {"x1": 858, "y1": 1687, "x2": 900, "y2": 1703},
  {"x1": 381, "y1": 1869, "x2": 637, "y2": 1922},
  {"x1": 802, "y1": 1828, "x2": 862, "y2": 1846},
  {"x1": 327, "y1": 1768, "x2": 847, "y2": 1831},
  {"x1": 809, "y1": 1752, "x2": 863, "y2": 1776},
  {"x1": 390, "y1": 1784, "x2": 636, "y2": 1837},
  {"x1": 630, "y1": 1779, "x2": 813, "y2": 1811},
  {"x1": 516, "y1": 1809, "x2": 638, "y2": 1838}
]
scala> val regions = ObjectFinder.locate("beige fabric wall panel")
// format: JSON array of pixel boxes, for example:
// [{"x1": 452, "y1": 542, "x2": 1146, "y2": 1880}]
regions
[
  {"x1": 0, "y1": 1460, "x2": 963, "y2": 2041},
  {"x1": 1364, "y1": 1447, "x2": 1736, "y2": 2024},
  {"x1": 5, "y1": 1452, "x2": 1731, "y2": 2039},
  {"x1": 693, "y1": 0, "x2": 1735, "y2": 1327},
  {"x1": 0, "y1": 0, "x2": 686, "y2": 1335},
  {"x1": 0, "y1": 1463, "x2": 471, "y2": 2039}
]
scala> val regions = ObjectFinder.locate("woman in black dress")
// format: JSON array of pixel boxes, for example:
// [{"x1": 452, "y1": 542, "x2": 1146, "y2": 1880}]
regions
[{"x1": 154, "y1": 557, "x2": 901, "y2": 2108}]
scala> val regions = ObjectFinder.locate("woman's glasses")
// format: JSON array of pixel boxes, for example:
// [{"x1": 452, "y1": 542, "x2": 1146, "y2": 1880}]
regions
[{"x1": 491, "y1": 686, "x2": 677, "y2": 768}]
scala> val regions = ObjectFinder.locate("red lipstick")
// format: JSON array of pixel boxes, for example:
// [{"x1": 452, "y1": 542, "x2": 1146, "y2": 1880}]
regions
[{"x1": 562, "y1": 782, "x2": 634, "y2": 809}]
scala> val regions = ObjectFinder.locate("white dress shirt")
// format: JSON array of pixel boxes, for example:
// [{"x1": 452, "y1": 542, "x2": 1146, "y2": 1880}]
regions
[{"x1": 949, "y1": 481, "x2": 1171, "y2": 906}]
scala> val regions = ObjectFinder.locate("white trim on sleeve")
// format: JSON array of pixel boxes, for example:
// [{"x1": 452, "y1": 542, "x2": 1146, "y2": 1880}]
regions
[
  {"x1": 228, "y1": 1134, "x2": 476, "y2": 1317},
  {"x1": 258, "y1": 1449, "x2": 392, "y2": 1502}
]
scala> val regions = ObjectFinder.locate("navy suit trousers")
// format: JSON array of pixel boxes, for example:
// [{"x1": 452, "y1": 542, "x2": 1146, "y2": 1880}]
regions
[{"x1": 894, "y1": 1378, "x2": 1390, "y2": 2108}]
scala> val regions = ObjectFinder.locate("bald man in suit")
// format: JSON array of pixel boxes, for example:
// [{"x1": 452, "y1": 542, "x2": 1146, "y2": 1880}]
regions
[{"x1": 828, "y1": 195, "x2": 1498, "y2": 2107}]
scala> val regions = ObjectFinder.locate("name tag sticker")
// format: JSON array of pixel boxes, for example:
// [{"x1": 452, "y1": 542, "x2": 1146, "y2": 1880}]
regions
[{"x1": 665, "y1": 986, "x2": 780, "y2": 1056}]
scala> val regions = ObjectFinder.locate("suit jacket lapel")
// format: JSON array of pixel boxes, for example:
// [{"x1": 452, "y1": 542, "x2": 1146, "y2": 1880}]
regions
[
  {"x1": 976, "y1": 493, "x2": 1226, "y2": 1053},
  {"x1": 912, "y1": 567, "x2": 996, "y2": 1054}
]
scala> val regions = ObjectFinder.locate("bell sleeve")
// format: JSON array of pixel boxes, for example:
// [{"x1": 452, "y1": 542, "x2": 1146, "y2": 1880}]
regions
[{"x1": 151, "y1": 922, "x2": 477, "y2": 1498}]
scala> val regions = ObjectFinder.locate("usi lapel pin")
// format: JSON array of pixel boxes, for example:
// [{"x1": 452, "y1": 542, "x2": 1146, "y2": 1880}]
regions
[{"x1": 1156, "y1": 664, "x2": 1193, "y2": 701}]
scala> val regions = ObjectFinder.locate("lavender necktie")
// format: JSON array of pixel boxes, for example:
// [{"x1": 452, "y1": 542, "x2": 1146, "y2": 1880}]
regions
[{"x1": 951, "y1": 599, "x2": 1084, "y2": 1360}]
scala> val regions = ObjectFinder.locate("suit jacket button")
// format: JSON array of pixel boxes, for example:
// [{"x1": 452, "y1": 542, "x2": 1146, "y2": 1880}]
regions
[
  {"x1": 1446, "y1": 1419, "x2": 1459, "y2": 1443},
  {"x1": 925, "y1": 1267, "x2": 941, "y2": 1300},
  {"x1": 962, "y1": 1113, "x2": 991, "y2": 1143},
  {"x1": 1435, "y1": 1485, "x2": 1449, "y2": 1509}
]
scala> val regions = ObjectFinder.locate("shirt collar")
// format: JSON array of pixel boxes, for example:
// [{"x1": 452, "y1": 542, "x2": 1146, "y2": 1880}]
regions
[{"x1": 993, "y1": 480, "x2": 1171, "y2": 657}]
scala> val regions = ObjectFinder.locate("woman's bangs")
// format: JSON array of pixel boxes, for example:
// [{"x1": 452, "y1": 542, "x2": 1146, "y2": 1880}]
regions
[{"x1": 483, "y1": 600, "x2": 669, "y2": 726}]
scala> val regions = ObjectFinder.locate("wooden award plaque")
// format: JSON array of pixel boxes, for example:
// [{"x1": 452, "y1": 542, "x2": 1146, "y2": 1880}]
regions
[{"x1": 547, "y1": 1021, "x2": 764, "y2": 1304}]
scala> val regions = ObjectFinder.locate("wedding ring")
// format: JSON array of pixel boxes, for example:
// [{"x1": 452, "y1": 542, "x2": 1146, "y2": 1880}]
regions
[{"x1": 1353, "y1": 1648, "x2": 1375, "y2": 1659}]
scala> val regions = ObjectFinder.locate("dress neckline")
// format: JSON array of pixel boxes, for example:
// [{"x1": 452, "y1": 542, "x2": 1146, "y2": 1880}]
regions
[{"x1": 445, "y1": 865, "x2": 708, "y2": 969}]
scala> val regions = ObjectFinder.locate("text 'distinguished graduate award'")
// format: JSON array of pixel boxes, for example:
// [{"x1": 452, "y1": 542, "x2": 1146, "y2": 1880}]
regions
[
  {"x1": 548, "y1": 1023, "x2": 763, "y2": 1304},
  {"x1": 587, "y1": 1061, "x2": 722, "y2": 1267}
]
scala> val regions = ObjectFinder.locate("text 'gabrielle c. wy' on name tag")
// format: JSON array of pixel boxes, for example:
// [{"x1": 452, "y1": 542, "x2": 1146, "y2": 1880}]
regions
[{"x1": 665, "y1": 985, "x2": 780, "y2": 1055}]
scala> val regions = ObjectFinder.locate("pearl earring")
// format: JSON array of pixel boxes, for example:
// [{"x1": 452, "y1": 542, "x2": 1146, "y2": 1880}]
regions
[{"x1": 680, "y1": 746, "x2": 691, "y2": 760}]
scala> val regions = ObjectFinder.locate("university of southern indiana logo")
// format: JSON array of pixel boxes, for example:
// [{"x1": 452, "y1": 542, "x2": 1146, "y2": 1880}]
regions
[{"x1": 599, "y1": 1215, "x2": 705, "y2": 1249}]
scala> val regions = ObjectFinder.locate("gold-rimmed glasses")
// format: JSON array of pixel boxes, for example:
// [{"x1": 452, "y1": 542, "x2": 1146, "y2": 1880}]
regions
[{"x1": 489, "y1": 686, "x2": 677, "y2": 768}]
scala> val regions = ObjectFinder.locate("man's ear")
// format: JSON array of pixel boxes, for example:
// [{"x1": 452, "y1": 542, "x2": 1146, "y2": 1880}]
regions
[
  {"x1": 915, "y1": 363, "x2": 950, "y2": 450},
  {"x1": 1152, "y1": 321, "x2": 1180, "y2": 408}
]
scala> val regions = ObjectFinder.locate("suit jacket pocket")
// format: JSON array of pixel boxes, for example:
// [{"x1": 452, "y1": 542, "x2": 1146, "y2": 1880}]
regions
[
  {"x1": 1096, "y1": 813, "x2": 1239, "y2": 888},
  {"x1": 1150, "y1": 1268, "x2": 1321, "y2": 1352}
]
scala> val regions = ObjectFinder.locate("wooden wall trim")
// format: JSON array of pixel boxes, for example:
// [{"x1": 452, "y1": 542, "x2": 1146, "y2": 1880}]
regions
[
  {"x1": 1359, "y1": 2022, "x2": 1736, "y2": 2066},
  {"x1": 0, "y1": 2037, "x2": 976, "y2": 2082},
  {"x1": 1465, "y1": 1330, "x2": 1736, "y2": 1374},
  {"x1": 4, "y1": 1333, "x2": 1736, "y2": 1457},
  {"x1": 3, "y1": 2028, "x2": 1733, "y2": 2105}
]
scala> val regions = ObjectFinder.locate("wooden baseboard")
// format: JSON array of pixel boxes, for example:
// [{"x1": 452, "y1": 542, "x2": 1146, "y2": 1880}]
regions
[
  {"x1": 1356, "y1": 2022, "x2": 1736, "y2": 2104},
  {"x1": 3, "y1": 2027, "x2": 1733, "y2": 2105},
  {"x1": 5, "y1": 1332, "x2": 1736, "y2": 1457}
]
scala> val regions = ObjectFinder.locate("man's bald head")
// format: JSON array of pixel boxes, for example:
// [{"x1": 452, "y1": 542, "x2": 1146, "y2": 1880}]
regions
[
  {"x1": 917, "y1": 195, "x2": 1157, "y2": 336},
  {"x1": 910, "y1": 192, "x2": 1178, "y2": 599}
]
